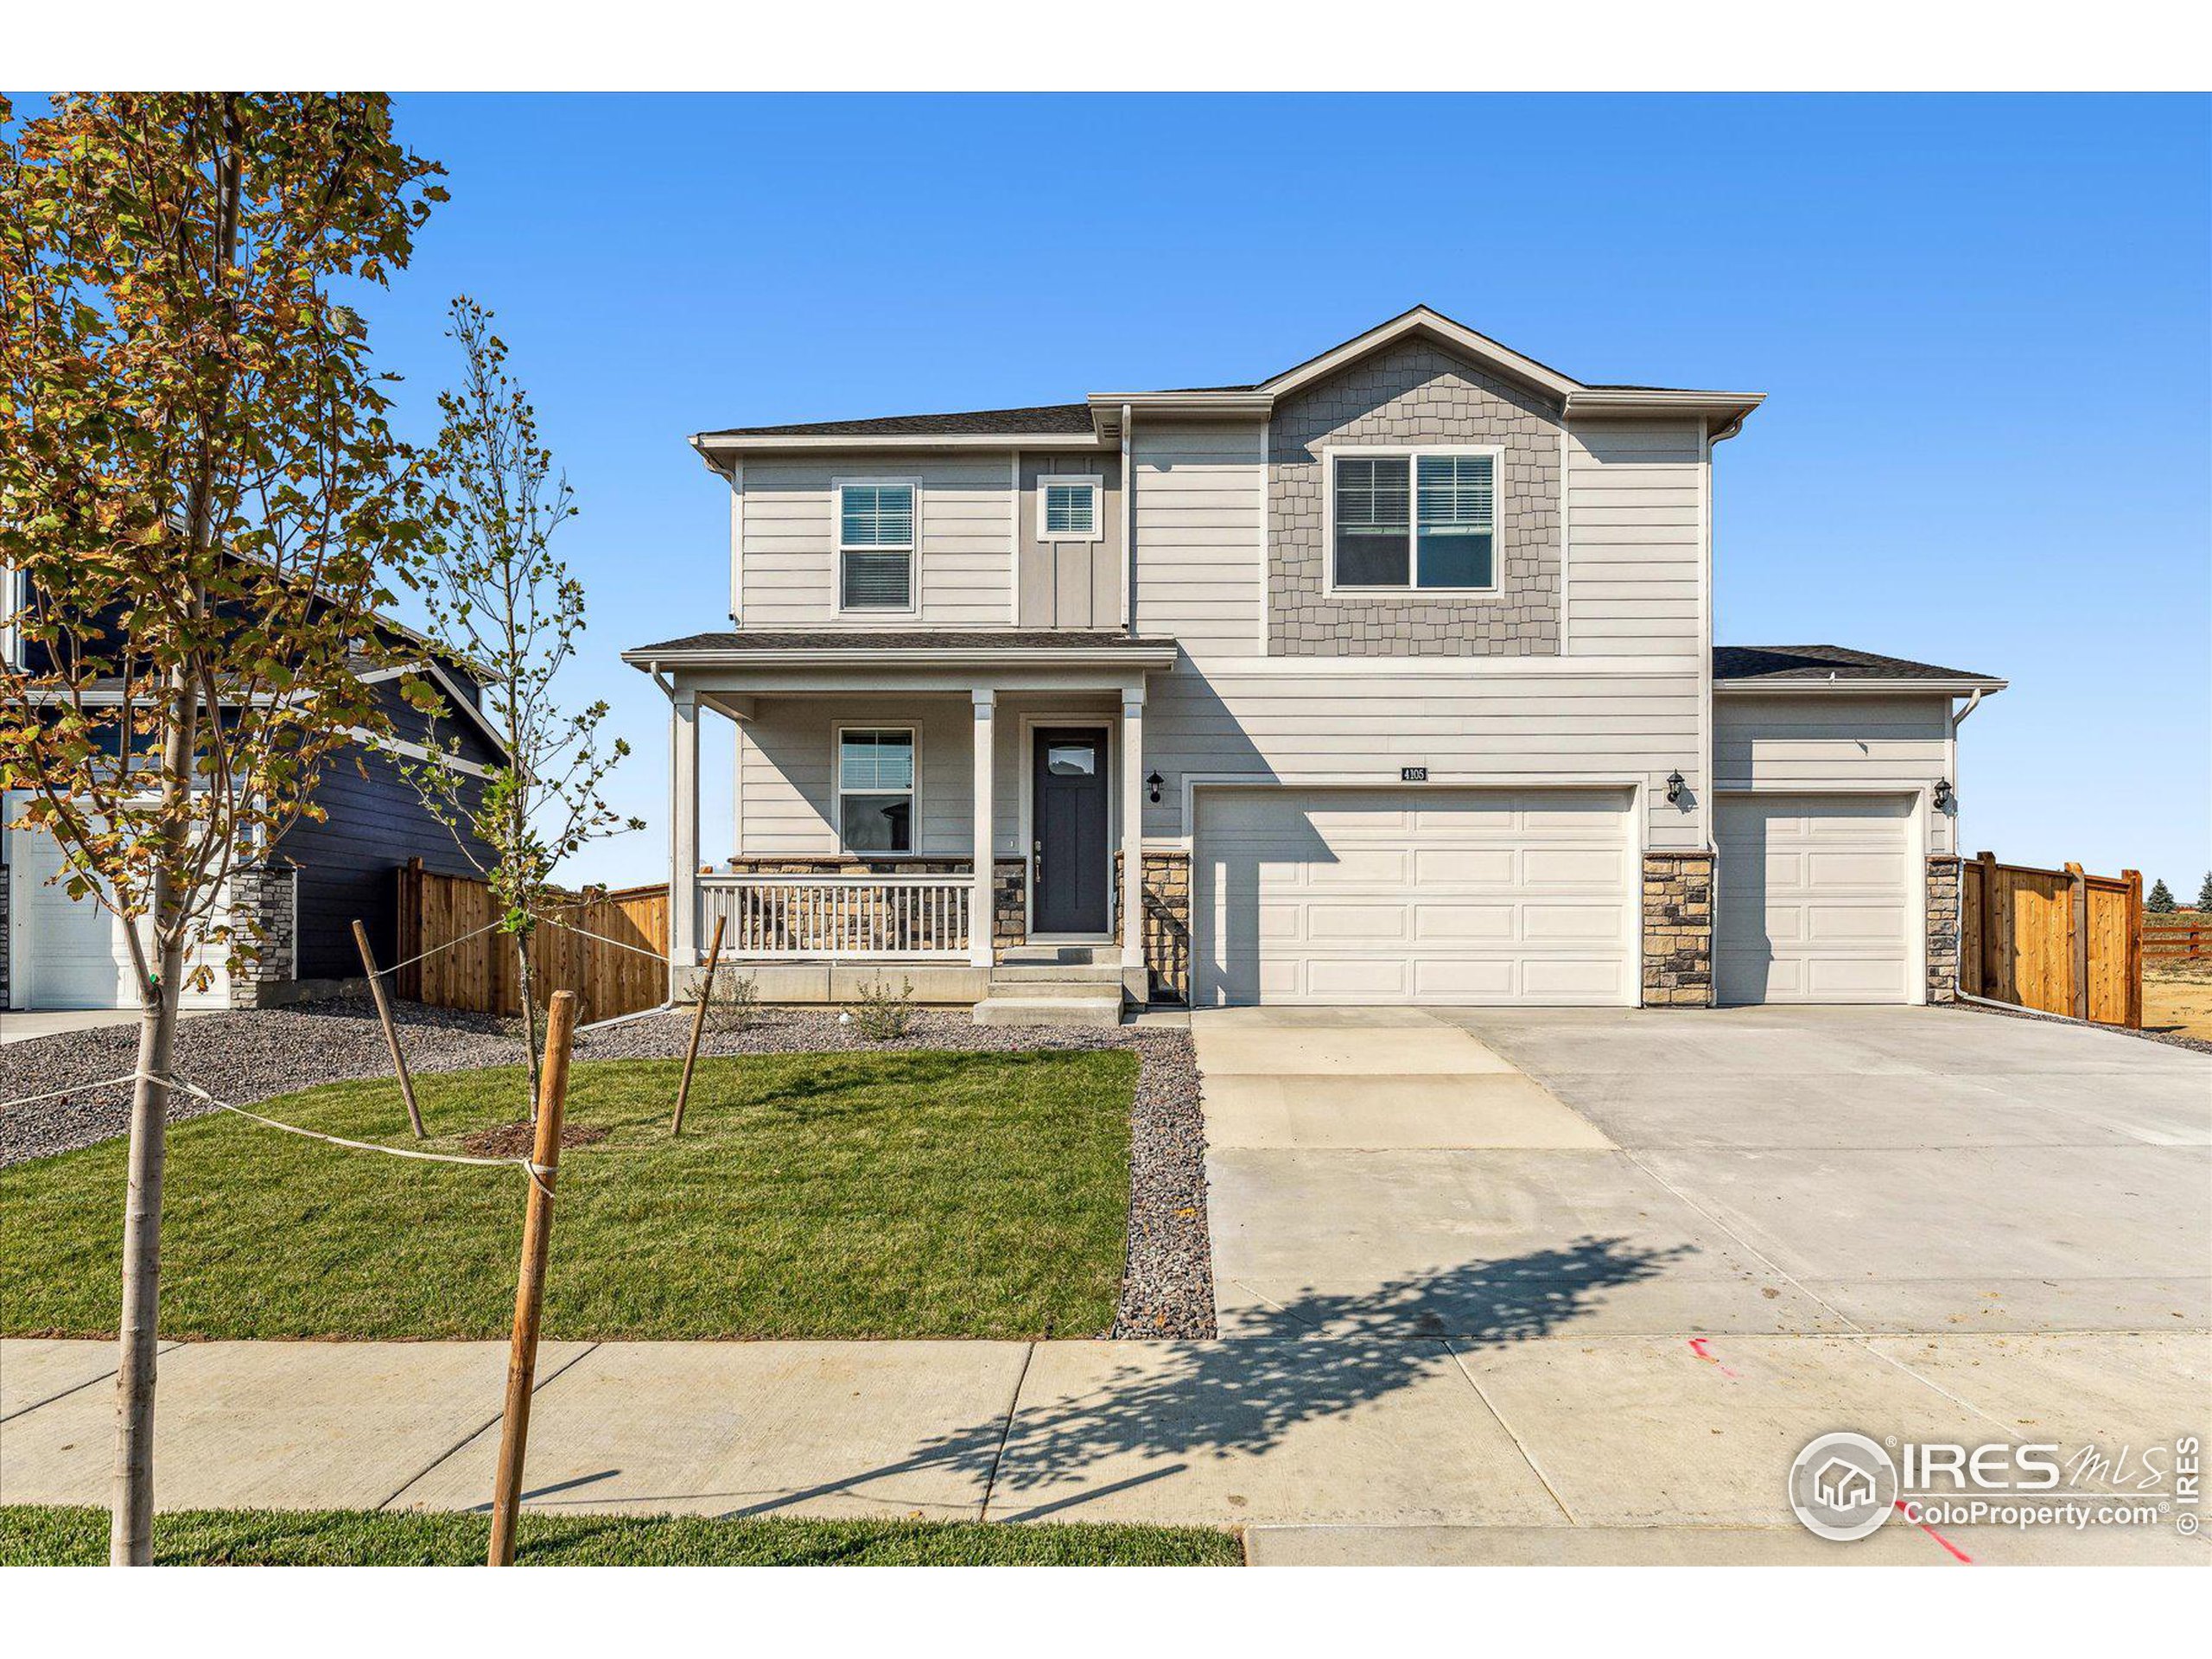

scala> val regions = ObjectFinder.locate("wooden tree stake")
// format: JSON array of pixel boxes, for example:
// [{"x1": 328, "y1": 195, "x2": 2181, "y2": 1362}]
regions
[
  {"x1": 354, "y1": 919, "x2": 424, "y2": 1139},
  {"x1": 671, "y1": 912, "x2": 727, "y2": 1137},
  {"x1": 487, "y1": 989, "x2": 577, "y2": 1567}
]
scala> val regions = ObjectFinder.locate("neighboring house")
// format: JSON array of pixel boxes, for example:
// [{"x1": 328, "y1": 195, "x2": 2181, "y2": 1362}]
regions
[
  {"x1": 0, "y1": 558, "x2": 505, "y2": 1013},
  {"x1": 623, "y1": 306, "x2": 2005, "y2": 1019}
]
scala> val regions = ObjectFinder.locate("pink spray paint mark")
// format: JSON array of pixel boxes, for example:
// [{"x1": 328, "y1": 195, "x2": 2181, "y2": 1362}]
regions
[
  {"x1": 1688, "y1": 1337, "x2": 1738, "y2": 1378},
  {"x1": 1896, "y1": 1500, "x2": 1974, "y2": 1563}
]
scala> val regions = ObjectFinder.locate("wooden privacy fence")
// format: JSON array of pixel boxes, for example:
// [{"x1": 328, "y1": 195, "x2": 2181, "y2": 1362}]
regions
[
  {"x1": 395, "y1": 859, "x2": 670, "y2": 1024},
  {"x1": 1960, "y1": 852, "x2": 2142, "y2": 1028}
]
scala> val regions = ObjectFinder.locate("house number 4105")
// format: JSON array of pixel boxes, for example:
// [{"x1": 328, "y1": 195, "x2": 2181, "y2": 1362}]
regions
[{"x1": 1401, "y1": 766, "x2": 1428, "y2": 782}]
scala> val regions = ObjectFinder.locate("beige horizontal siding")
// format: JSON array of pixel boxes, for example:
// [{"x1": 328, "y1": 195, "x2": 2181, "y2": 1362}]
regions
[
  {"x1": 1146, "y1": 662, "x2": 1704, "y2": 849},
  {"x1": 1133, "y1": 421, "x2": 1265, "y2": 659},
  {"x1": 1714, "y1": 692, "x2": 1955, "y2": 854},
  {"x1": 1565, "y1": 419, "x2": 1704, "y2": 658},
  {"x1": 738, "y1": 454, "x2": 1015, "y2": 628}
]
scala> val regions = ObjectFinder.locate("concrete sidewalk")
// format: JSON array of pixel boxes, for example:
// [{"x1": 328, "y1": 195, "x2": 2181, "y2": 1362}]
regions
[{"x1": 4, "y1": 1334, "x2": 2204, "y2": 1564}]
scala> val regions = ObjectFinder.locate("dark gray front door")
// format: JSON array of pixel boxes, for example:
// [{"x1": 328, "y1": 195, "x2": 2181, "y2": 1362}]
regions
[{"x1": 1032, "y1": 728, "x2": 1110, "y2": 934}]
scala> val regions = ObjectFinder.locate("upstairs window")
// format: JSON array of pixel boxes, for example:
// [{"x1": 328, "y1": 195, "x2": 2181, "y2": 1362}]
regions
[
  {"x1": 837, "y1": 728, "x2": 916, "y2": 853},
  {"x1": 837, "y1": 481, "x2": 916, "y2": 610},
  {"x1": 1039, "y1": 476, "x2": 1103, "y2": 541},
  {"x1": 1329, "y1": 449, "x2": 1497, "y2": 590}
]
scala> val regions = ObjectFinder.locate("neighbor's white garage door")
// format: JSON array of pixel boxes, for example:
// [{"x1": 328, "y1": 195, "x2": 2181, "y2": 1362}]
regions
[
  {"x1": 1192, "y1": 786, "x2": 1637, "y2": 1007},
  {"x1": 1715, "y1": 792, "x2": 1917, "y2": 1006},
  {"x1": 6, "y1": 817, "x2": 229, "y2": 1010}
]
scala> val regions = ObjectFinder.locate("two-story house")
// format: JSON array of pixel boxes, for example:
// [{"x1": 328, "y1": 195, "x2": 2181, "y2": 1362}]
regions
[
  {"x1": 623, "y1": 307, "x2": 2004, "y2": 1022},
  {"x1": 2, "y1": 553, "x2": 504, "y2": 1015}
]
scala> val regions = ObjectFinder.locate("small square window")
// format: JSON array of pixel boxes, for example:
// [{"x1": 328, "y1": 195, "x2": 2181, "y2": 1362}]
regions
[{"x1": 1039, "y1": 477, "x2": 1102, "y2": 541}]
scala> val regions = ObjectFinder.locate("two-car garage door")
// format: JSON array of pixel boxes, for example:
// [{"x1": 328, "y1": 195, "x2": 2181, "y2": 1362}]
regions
[{"x1": 1192, "y1": 786, "x2": 1637, "y2": 1007}]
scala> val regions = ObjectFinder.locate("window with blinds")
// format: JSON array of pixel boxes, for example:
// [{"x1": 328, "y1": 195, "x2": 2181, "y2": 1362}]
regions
[
  {"x1": 837, "y1": 728, "x2": 916, "y2": 852},
  {"x1": 837, "y1": 482, "x2": 915, "y2": 610},
  {"x1": 1414, "y1": 453, "x2": 1496, "y2": 588},
  {"x1": 1040, "y1": 477, "x2": 1100, "y2": 540},
  {"x1": 1331, "y1": 451, "x2": 1497, "y2": 590}
]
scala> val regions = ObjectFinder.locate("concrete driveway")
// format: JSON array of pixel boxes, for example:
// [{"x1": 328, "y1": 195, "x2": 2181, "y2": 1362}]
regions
[{"x1": 1195, "y1": 1003, "x2": 2212, "y2": 1563}]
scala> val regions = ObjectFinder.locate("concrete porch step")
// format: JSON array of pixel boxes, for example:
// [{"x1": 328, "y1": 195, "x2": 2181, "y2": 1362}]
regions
[
  {"x1": 971, "y1": 992, "x2": 1125, "y2": 1029},
  {"x1": 996, "y1": 944, "x2": 1116, "y2": 967},
  {"x1": 988, "y1": 962, "x2": 1128, "y2": 986},
  {"x1": 983, "y1": 978, "x2": 1130, "y2": 1001}
]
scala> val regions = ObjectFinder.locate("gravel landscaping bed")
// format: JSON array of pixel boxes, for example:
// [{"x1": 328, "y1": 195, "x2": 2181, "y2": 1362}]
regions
[
  {"x1": 0, "y1": 999, "x2": 1217, "y2": 1339},
  {"x1": 1944, "y1": 995, "x2": 2212, "y2": 1058}
]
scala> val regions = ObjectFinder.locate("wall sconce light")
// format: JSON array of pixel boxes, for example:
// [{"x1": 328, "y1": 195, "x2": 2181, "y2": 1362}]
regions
[
  {"x1": 1147, "y1": 770, "x2": 1165, "y2": 804},
  {"x1": 1665, "y1": 769, "x2": 1685, "y2": 805},
  {"x1": 1934, "y1": 777, "x2": 1955, "y2": 811}
]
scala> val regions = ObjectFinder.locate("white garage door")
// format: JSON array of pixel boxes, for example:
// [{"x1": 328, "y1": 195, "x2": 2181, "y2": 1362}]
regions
[
  {"x1": 1192, "y1": 786, "x2": 1636, "y2": 1007},
  {"x1": 1716, "y1": 793, "x2": 1917, "y2": 1006},
  {"x1": 7, "y1": 818, "x2": 228, "y2": 1010}
]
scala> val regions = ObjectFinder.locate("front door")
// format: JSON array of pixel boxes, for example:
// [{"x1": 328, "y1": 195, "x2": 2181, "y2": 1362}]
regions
[{"x1": 1032, "y1": 728, "x2": 1110, "y2": 935}]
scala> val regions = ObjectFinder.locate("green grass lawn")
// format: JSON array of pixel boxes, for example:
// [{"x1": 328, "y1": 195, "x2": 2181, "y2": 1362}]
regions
[
  {"x1": 0, "y1": 1505, "x2": 1240, "y2": 1567},
  {"x1": 0, "y1": 1051, "x2": 1136, "y2": 1341}
]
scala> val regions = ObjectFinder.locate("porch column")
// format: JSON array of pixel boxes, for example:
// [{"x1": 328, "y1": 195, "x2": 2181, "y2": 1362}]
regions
[
  {"x1": 670, "y1": 685, "x2": 700, "y2": 982},
  {"x1": 1121, "y1": 688, "x2": 1145, "y2": 972},
  {"x1": 970, "y1": 688, "x2": 995, "y2": 968}
]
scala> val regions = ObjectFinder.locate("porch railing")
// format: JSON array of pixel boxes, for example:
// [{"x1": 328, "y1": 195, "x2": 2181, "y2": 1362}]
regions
[{"x1": 698, "y1": 873, "x2": 973, "y2": 959}]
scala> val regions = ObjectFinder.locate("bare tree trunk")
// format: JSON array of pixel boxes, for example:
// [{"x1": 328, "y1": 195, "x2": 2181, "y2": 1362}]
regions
[
  {"x1": 109, "y1": 928, "x2": 183, "y2": 1564},
  {"x1": 515, "y1": 928, "x2": 542, "y2": 1113}
]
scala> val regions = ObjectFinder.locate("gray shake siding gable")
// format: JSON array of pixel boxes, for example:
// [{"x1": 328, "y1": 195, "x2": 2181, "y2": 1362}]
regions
[{"x1": 1268, "y1": 338, "x2": 1563, "y2": 657}]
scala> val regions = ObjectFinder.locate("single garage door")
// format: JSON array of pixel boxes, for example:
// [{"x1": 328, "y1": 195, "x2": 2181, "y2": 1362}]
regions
[
  {"x1": 1192, "y1": 785, "x2": 1636, "y2": 1007},
  {"x1": 6, "y1": 817, "x2": 229, "y2": 1010},
  {"x1": 1715, "y1": 792, "x2": 1917, "y2": 1005}
]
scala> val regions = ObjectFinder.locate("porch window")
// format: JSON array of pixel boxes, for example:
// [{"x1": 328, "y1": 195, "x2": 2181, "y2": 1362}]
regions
[
  {"x1": 1330, "y1": 449, "x2": 1498, "y2": 590},
  {"x1": 837, "y1": 481, "x2": 915, "y2": 611},
  {"x1": 837, "y1": 727, "x2": 915, "y2": 853}
]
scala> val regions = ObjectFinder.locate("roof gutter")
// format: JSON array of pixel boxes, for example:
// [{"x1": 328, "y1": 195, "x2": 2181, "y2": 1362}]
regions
[
  {"x1": 1714, "y1": 677, "x2": 2009, "y2": 697},
  {"x1": 620, "y1": 644, "x2": 1182, "y2": 671}
]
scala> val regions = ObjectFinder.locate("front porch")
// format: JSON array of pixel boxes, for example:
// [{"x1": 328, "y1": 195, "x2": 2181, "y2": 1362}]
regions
[{"x1": 631, "y1": 632, "x2": 1185, "y2": 1011}]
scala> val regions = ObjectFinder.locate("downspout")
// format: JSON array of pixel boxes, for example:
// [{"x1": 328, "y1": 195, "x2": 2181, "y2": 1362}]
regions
[
  {"x1": 1121, "y1": 404, "x2": 1135, "y2": 636},
  {"x1": 1944, "y1": 686, "x2": 1986, "y2": 1006}
]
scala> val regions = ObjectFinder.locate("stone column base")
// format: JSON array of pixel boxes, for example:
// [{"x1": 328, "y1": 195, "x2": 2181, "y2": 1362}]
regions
[
  {"x1": 224, "y1": 858, "x2": 297, "y2": 1009},
  {"x1": 1642, "y1": 851, "x2": 1714, "y2": 1008},
  {"x1": 1119, "y1": 849, "x2": 1192, "y2": 1005},
  {"x1": 1926, "y1": 855, "x2": 1961, "y2": 1003}
]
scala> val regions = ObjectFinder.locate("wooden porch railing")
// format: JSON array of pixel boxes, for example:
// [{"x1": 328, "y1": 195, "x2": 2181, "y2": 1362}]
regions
[{"x1": 699, "y1": 873, "x2": 972, "y2": 959}]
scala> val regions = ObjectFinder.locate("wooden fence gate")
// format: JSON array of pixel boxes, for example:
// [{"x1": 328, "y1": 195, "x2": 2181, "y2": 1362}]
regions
[
  {"x1": 1960, "y1": 852, "x2": 2142, "y2": 1028},
  {"x1": 395, "y1": 859, "x2": 670, "y2": 1025}
]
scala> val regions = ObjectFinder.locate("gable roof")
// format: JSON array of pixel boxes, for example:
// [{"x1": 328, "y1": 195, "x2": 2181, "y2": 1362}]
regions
[
  {"x1": 1714, "y1": 644, "x2": 2005, "y2": 693},
  {"x1": 691, "y1": 305, "x2": 1764, "y2": 461}
]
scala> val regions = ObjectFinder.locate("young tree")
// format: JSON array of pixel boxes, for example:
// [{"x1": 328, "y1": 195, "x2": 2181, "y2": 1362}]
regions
[
  {"x1": 2196, "y1": 872, "x2": 2211, "y2": 913},
  {"x1": 2145, "y1": 879, "x2": 2177, "y2": 914},
  {"x1": 0, "y1": 93, "x2": 442, "y2": 1564},
  {"x1": 399, "y1": 296, "x2": 640, "y2": 1096}
]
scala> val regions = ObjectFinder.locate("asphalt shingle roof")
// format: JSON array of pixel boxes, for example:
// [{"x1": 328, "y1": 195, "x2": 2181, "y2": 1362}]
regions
[
  {"x1": 700, "y1": 404, "x2": 1096, "y2": 439},
  {"x1": 1713, "y1": 645, "x2": 1999, "y2": 683},
  {"x1": 627, "y1": 630, "x2": 1173, "y2": 655}
]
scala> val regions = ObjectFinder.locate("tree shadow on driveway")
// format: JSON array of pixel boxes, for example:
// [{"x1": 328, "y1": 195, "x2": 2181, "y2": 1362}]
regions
[{"x1": 721, "y1": 1233, "x2": 1689, "y2": 1522}]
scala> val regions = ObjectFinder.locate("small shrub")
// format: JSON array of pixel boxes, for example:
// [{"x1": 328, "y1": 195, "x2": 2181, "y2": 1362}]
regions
[
  {"x1": 705, "y1": 972, "x2": 761, "y2": 1033},
  {"x1": 849, "y1": 976, "x2": 918, "y2": 1041}
]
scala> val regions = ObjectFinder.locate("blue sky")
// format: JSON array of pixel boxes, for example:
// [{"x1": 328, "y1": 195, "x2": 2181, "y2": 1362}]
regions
[{"x1": 342, "y1": 93, "x2": 2210, "y2": 893}]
